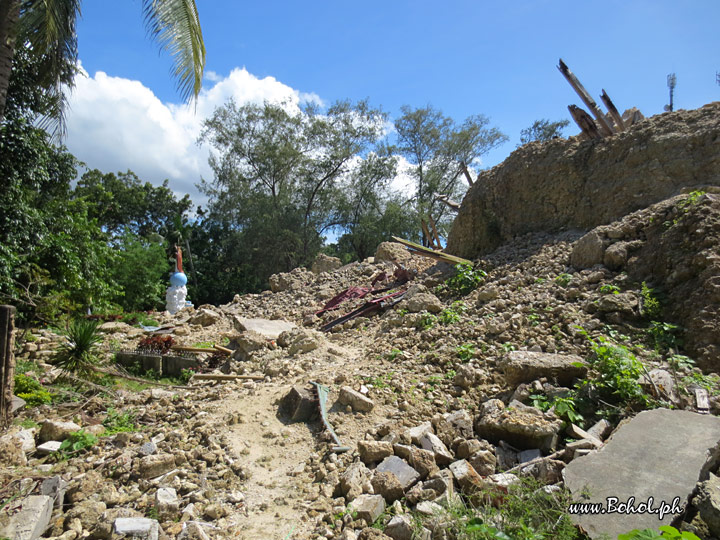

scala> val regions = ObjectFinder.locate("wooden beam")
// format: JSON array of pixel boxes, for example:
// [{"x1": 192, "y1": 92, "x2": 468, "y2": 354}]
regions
[
  {"x1": 558, "y1": 59, "x2": 614, "y2": 136},
  {"x1": 420, "y1": 219, "x2": 434, "y2": 249},
  {"x1": 428, "y1": 217, "x2": 443, "y2": 249},
  {"x1": 191, "y1": 373, "x2": 265, "y2": 382},
  {"x1": 568, "y1": 105, "x2": 602, "y2": 140},
  {"x1": 460, "y1": 162, "x2": 474, "y2": 186},
  {"x1": 391, "y1": 236, "x2": 472, "y2": 266},
  {"x1": 600, "y1": 89, "x2": 625, "y2": 132},
  {"x1": 435, "y1": 194, "x2": 461, "y2": 211},
  {"x1": 171, "y1": 345, "x2": 230, "y2": 355},
  {"x1": 0, "y1": 305, "x2": 16, "y2": 427}
]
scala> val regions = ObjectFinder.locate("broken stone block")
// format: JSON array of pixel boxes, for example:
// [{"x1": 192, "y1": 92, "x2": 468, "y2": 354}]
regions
[
  {"x1": 468, "y1": 450, "x2": 496, "y2": 476},
  {"x1": 500, "y1": 351, "x2": 587, "y2": 386},
  {"x1": 178, "y1": 521, "x2": 211, "y2": 540},
  {"x1": 455, "y1": 439, "x2": 484, "y2": 459},
  {"x1": 0, "y1": 432, "x2": 27, "y2": 465},
  {"x1": 16, "y1": 429, "x2": 35, "y2": 453},
  {"x1": 432, "y1": 410, "x2": 473, "y2": 446},
  {"x1": 66, "y1": 470, "x2": 104, "y2": 504},
  {"x1": 138, "y1": 453, "x2": 176, "y2": 479},
  {"x1": 474, "y1": 399, "x2": 563, "y2": 451},
  {"x1": 376, "y1": 456, "x2": 420, "y2": 490},
  {"x1": 351, "y1": 494, "x2": 385, "y2": 526},
  {"x1": 564, "y1": 408, "x2": 720, "y2": 539},
  {"x1": 41, "y1": 476, "x2": 68, "y2": 509},
  {"x1": 340, "y1": 461, "x2": 372, "y2": 500},
  {"x1": 39, "y1": 419, "x2": 81, "y2": 442},
  {"x1": 409, "y1": 448, "x2": 439, "y2": 480},
  {"x1": 693, "y1": 473, "x2": 720, "y2": 537},
  {"x1": 36, "y1": 440, "x2": 62, "y2": 455},
  {"x1": 423, "y1": 470, "x2": 455, "y2": 505},
  {"x1": 415, "y1": 500, "x2": 442, "y2": 516},
  {"x1": 311, "y1": 253, "x2": 342, "y2": 274},
  {"x1": 585, "y1": 419, "x2": 612, "y2": 441},
  {"x1": 398, "y1": 292, "x2": 443, "y2": 313},
  {"x1": 566, "y1": 423, "x2": 603, "y2": 448},
  {"x1": 570, "y1": 230, "x2": 605, "y2": 269},
  {"x1": 0, "y1": 495, "x2": 53, "y2": 540},
  {"x1": 518, "y1": 449, "x2": 542, "y2": 464},
  {"x1": 189, "y1": 308, "x2": 221, "y2": 327},
  {"x1": 279, "y1": 385, "x2": 317, "y2": 422},
  {"x1": 286, "y1": 329, "x2": 321, "y2": 355},
  {"x1": 114, "y1": 517, "x2": 160, "y2": 540},
  {"x1": 449, "y1": 460, "x2": 485, "y2": 493},
  {"x1": 418, "y1": 433, "x2": 454, "y2": 466},
  {"x1": 338, "y1": 386, "x2": 374, "y2": 412},
  {"x1": 384, "y1": 514, "x2": 413, "y2": 540},
  {"x1": 405, "y1": 422, "x2": 433, "y2": 444},
  {"x1": 374, "y1": 242, "x2": 412, "y2": 263},
  {"x1": 371, "y1": 471, "x2": 404, "y2": 503},
  {"x1": 233, "y1": 317, "x2": 296, "y2": 339},
  {"x1": 358, "y1": 440, "x2": 393, "y2": 464},
  {"x1": 156, "y1": 487, "x2": 179, "y2": 519},
  {"x1": 487, "y1": 473, "x2": 520, "y2": 488}
]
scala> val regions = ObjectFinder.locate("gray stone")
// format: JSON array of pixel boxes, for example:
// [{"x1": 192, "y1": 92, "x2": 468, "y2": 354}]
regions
[
  {"x1": 415, "y1": 501, "x2": 442, "y2": 516},
  {"x1": 563, "y1": 408, "x2": 720, "y2": 539},
  {"x1": 178, "y1": 521, "x2": 211, "y2": 540},
  {"x1": 455, "y1": 439, "x2": 484, "y2": 459},
  {"x1": 448, "y1": 460, "x2": 485, "y2": 493},
  {"x1": 279, "y1": 385, "x2": 317, "y2": 422},
  {"x1": 0, "y1": 495, "x2": 52, "y2": 540},
  {"x1": 501, "y1": 351, "x2": 587, "y2": 386},
  {"x1": 376, "y1": 456, "x2": 420, "y2": 490},
  {"x1": 517, "y1": 449, "x2": 542, "y2": 464},
  {"x1": 11, "y1": 395, "x2": 25, "y2": 413},
  {"x1": 371, "y1": 471, "x2": 404, "y2": 503},
  {"x1": 338, "y1": 386, "x2": 374, "y2": 412},
  {"x1": 138, "y1": 441, "x2": 157, "y2": 456},
  {"x1": 474, "y1": 398, "x2": 563, "y2": 451},
  {"x1": 40, "y1": 476, "x2": 68, "y2": 509},
  {"x1": 433, "y1": 410, "x2": 473, "y2": 445},
  {"x1": 233, "y1": 317, "x2": 296, "y2": 339},
  {"x1": 570, "y1": 231, "x2": 605, "y2": 269},
  {"x1": 408, "y1": 448, "x2": 439, "y2": 480},
  {"x1": 138, "y1": 453, "x2": 175, "y2": 478},
  {"x1": 16, "y1": 429, "x2": 35, "y2": 453},
  {"x1": 476, "y1": 285, "x2": 500, "y2": 302},
  {"x1": 358, "y1": 440, "x2": 393, "y2": 464},
  {"x1": 340, "y1": 461, "x2": 372, "y2": 499},
  {"x1": 155, "y1": 487, "x2": 179, "y2": 519},
  {"x1": 405, "y1": 422, "x2": 433, "y2": 444},
  {"x1": 39, "y1": 419, "x2": 81, "y2": 442},
  {"x1": 468, "y1": 450, "x2": 496, "y2": 476},
  {"x1": 384, "y1": 514, "x2": 413, "y2": 540},
  {"x1": 693, "y1": 473, "x2": 720, "y2": 536},
  {"x1": 36, "y1": 440, "x2": 62, "y2": 455},
  {"x1": 596, "y1": 292, "x2": 638, "y2": 315},
  {"x1": 603, "y1": 242, "x2": 629, "y2": 270},
  {"x1": 585, "y1": 419, "x2": 612, "y2": 441},
  {"x1": 418, "y1": 433, "x2": 453, "y2": 466},
  {"x1": 311, "y1": 253, "x2": 342, "y2": 274},
  {"x1": 114, "y1": 517, "x2": 160, "y2": 539},
  {"x1": 351, "y1": 494, "x2": 385, "y2": 525},
  {"x1": 566, "y1": 423, "x2": 603, "y2": 448}
]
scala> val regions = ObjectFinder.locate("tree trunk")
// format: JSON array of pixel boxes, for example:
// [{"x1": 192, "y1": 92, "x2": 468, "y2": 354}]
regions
[
  {"x1": 0, "y1": 0, "x2": 21, "y2": 121},
  {"x1": 0, "y1": 305, "x2": 17, "y2": 428}
]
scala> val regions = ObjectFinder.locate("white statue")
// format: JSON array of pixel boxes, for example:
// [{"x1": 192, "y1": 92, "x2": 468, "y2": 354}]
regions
[{"x1": 166, "y1": 245, "x2": 188, "y2": 315}]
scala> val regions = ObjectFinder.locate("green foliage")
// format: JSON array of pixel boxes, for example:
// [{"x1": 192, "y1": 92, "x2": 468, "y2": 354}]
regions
[
  {"x1": 417, "y1": 313, "x2": 437, "y2": 330},
  {"x1": 555, "y1": 273, "x2": 573, "y2": 287},
  {"x1": 617, "y1": 525, "x2": 700, "y2": 540},
  {"x1": 444, "y1": 263, "x2": 487, "y2": 296},
  {"x1": 682, "y1": 371, "x2": 720, "y2": 396},
  {"x1": 640, "y1": 282, "x2": 662, "y2": 320},
  {"x1": 677, "y1": 190, "x2": 705, "y2": 210},
  {"x1": 109, "y1": 234, "x2": 168, "y2": 312},
  {"x1": 52, "y1": 319, "x2": 103, "y2": 376},
  {"x1": 530, "y1": 393, "x2": 584, "y2": 424},
  {"x1": 56, "y1": 429, "x2": 98, "y2": 460},
  {"x1": 647, "y1": 321, "x2": 681, "y2": 352},
  {"x1": 599, "y1": 284, "x2": 620, "y2": 295},
  {"x1": 519, "y1": 118, "x2": 570, "y2": 145},
  {"x1": 439, "y1": 301, "x2": 466, "y2": 325},
  {"x1": 457, "y1": 343, "x2": 476, "y2": 362},
  {"x1": 14, "y1": 373, "x2": 53, "y2": 406},
  {"x1": 102, "y1": 408, "x2": 137, "y2": 435}
]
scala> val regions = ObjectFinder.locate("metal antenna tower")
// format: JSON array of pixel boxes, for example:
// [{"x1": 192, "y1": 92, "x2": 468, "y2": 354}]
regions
[{"x1": 665, "y1": 73, "x2": 676, "y2": 112}]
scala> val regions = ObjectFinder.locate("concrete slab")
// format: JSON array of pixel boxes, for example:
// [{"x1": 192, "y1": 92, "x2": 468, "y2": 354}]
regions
[
  {"x1": 233, "y1": 317, "x2": 296, "y2": 339},
  {"x1": 563, "y1": 408, "x2": 720, "y2": 539},
  {"x1": 0, "y1": 495, "x2": 53, "y2": 540},
  {"x1": 377, "y1": 456, "x2": 420, "y2": 490}
]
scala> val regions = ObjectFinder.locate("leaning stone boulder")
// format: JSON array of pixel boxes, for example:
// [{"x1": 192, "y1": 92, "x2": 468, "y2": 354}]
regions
[
  {"x1": 474, "y1": 399, "x2": 563, "y2": 451},
  {"x1": 500, "y1": 351, "x2": 587, "y2": 386},
  {"x1": 269, "y1": 267, "x2": 314, "y2": 293},
  {"x1": 311, "y1": 253, "x2": 342, "y2": 274},
  {"x1": 570, "y1": 230, "x2": 605, "y2": 269},
  {"x1": 564, "y1": 408, "x2": 720, "y2": 539},
  {"x1": 39, "y1": 420, "x2": 81, "y2": 443},
  {"x1": 374, "y1": 242, "x2": 412, "y2": 263}
]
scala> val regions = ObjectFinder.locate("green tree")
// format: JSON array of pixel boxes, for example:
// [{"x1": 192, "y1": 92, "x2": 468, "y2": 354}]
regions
[
  {"x1": 0, "y1": 0, "x2": 205, "y2": 127},
  {"x1": 199, "y1": 99, "x2": 392, "y2": 285},
  {"x1": 394, "y1": 105, "x2": 507, "y2": 246},
  {"x1": 519, "y1": 118, "x2": 570, "y2": 145},
  {"x1": 110, "y1": 233, "x2": 167, "y2": 312}
]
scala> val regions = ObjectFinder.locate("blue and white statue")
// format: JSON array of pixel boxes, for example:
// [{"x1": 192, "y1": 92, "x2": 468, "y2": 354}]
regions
[{"x1": 166, "y1": 245, "x2": 188, "y2": 315}]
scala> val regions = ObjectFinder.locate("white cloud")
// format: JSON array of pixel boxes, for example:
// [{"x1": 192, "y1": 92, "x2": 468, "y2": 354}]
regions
[{"x1": 64, "y1": 66, "x2": 321, "y2": 208}]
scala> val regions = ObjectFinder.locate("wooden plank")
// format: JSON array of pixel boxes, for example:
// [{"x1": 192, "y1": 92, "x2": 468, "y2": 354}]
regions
[
  {"x1": 171, "y1": 345, "x2": 229, "y2": 355},
  {"x1": 695, "y1": 388, "x2": 709, "y2": 414},
  {"x1": 191, "y1": 373, "x2": 265, "y2": 382},
  {"x1": 460, "y1": 162, "x2": 474, "y2": 186},
  {"x1": 558, "y1": 59, "x2": 614, "y2": 136},
  {"x1": 600, "y1": 89, "x2": 626, "y2": 132},
  {"x1": 391, "y1": 236, "x2": 472, "y2": 265},
  {"x1": 0, "y1": 305, "x2": 16, "y2": 427},
  {"x1": 213, "y1": 344, "x2": 233, "y2": 355},
  {"x1": 568, "y1": 105, "x2": 602, "y2": 140}
]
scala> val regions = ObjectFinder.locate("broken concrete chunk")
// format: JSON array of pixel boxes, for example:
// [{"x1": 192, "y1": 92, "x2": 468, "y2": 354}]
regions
[
  {"x1": 501, "y1": 351, "x2": 587, "y2": 386},
  {"x1": 693, "y1": 473, "x2": 720, "y2": 537},
  {"x1": 350, "y1": 494, "x2": 386, "y2": 525},
  {"x1": 338, "y1": 386, "x2": 374, "y2": 412},
  {"x1": 189, "y1": 308, "x2": 221, "y2": 327},
  {"x1": 0, "y1": 495, "x2": 53, "y2": 540},
  {"x1": 39, "y1": 419, "x2": 81, "y2": 442},
  {"x1": 371, "y1": 471, "x2": 404, "y2": 503},
  {"x1": 566, "y1": 423, "x2": 603, "y2": 448},
  {"x1": 376, "y1": 456, "x2": 420, "y2": 490},
  {"x1": 419, "y1": 432, "x2": 454, "y2": 466},
  {"x1": 468, "y1": 450, "x2": 497, "y2": 476},
  {"x1": 374, "y1": 242, "x2": 411, "y2": 263},
  {"x1": 114, "y1": 517, "x2": 160, "y2": 539},
  {"x1": 40, "y1": 476, "x2": 68, "y2": 509},
  {"x1": 311, "y1": 253, "x2": 342, "y2": 274},
  {"x1": 340, "y1": 461, "x2": 372, "y2": 499},
  {"x1": 408, "y1": 448, "x2": 439, "y2": 480},
  {"x1": 474, "y1": 399, "x2": 563, "y2": 451},
  {"x1": 415, "y1": 500, "x2": 442, "y2": 516},
  {"x1": 384, "y1": 514, "x2": 414, "y2": 540},
  {"x1": 449, "y1": 459, "x2": 485, "y2": 493},
  {"x1": 0, "y1": 432, "x2": 28, "y2": 465},
  {"x1": 358, "y1": 440, "x2": 394, "y2": 464},
  {"x1": 405, "y1": 422, "x2": 433, "y2": 445},
  {"x1": 570, "y1": 230, "x2": 605, "y2": 269},
  {"x1": 156, "y1": 487, "x2": 179, "y2": 519},
  {"x1": 138, "y1": 453, "x2": 176, "y2": 479},
  {"x1": 432, "y1": 410, "x2": 473, "y2": 445},
  {"x1": 585, "y1": 419, "x2": 612, "y2": 441},
  {"x1": 279, "y1": 386, "x2": 317, "y2": 422},
  {"x1": 564, "y1": 409, "x2": 720, "y2": 539},
  {"x1": 233, "y1": 317, "x2": 296, "y2": 339},
  {"x1": 36, "y1": 440, "x2": 62, "y2": 456}
]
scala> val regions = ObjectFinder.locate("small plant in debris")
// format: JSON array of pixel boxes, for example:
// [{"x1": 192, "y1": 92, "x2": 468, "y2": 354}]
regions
[
  {"x1": 179, "y1": 368, "x2": 196, "y2": 385},
  {"x1": 500, "y1": 342, "x2": 517, "y2": 353},
  {"x1": 678, "y1": 190, "x2": 705, "y2": 211},
  {"x1": 417, "y1": 313, "x2": 437, "y2": 330},
  {"x1": 618, "y1": 525, "x2": 700, "y2": 540},
  {"x1": 640, "y1": 282, "x2": 662, "y2": 320},
  {"x1": 456, "y1": 343, "x2": 476, "y2": 362},
  {"x1": 599, "y1": 284, "x2": 620, "y2": 294},
  {"x1": 530, "y1": 393, "x2": 583, "y2": 425},
  {"x1": 55, "y1": 429, "x2": 98, "y2": 460},
  {"x1": 102, "y1": 408, "x2": 137, "y2": 435},
  {"x1": 555, "y1": 273, "x2": 573, "y2": 287},
  {"x1": 439, "y1": 301, "x2": 466, "y2": 325},
  {"x1": 647, "y1": 321, "x2": 681, "y2": 352},
  {"x1": 443, "y1": 263, "x2": 487, "y2": 296},
  {"x1": 52, "y1": 319, "x2": 103, "y2": 376},
  {"x1": 682, "y1": 371, "x2": 720, "y2": 396},
  {"x1": 137, "y1": 335, "x2": 174, "y2": 354},
  {"x1": 13, "y1": 373, "x2": 53, "y2": 406}
]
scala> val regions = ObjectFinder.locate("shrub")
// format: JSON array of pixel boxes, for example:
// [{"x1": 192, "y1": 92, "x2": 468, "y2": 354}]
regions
[
  {"x1": 53, "y1": 319, "x2": 103, "y2": 376},
  {"x1": 444, "y1": 263, "x2": 487, "y2": 296},
  {"x1": 14, "y1": 373, "x2": 53, "y2": 406}
]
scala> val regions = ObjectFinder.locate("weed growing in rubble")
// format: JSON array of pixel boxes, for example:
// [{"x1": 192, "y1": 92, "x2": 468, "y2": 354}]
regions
[
  {"x1": 55, "y1": 430, "x2": 98, "y2": 460},
  {"x1": 442, "y1": 263, "x2": 487, "y2": 296},
  {"x1": 103, "y1": 408, "x2": 137, "y2": 435},
  {"x1": 14, "y1": 373, "x2": 53, "y2": 406},
  {"x1": 554, "y1": 273, "x2": 573, "y2": 287},
  {"x1": 53, "y1": 319, "x2": 103, "y2": 377},
  {"x1": 418, "y1": 313, "x2": 437, "y2": 330},
  {"x1": 456, "y1": 343, "x2": 476, "y2": 361},
  {"x1": 439, "y1": 301, "x2": 466, "y2": 325},
  {"x1": 640, "y1": 282, "x2": 662, "y2": 320},
  {"x1": 599, "y1": 284, "x2": 620, "y2": 294},
  {"x1": 618, "y1": 525, "x2": 700, "y2": 540},
  {"x1": 647, "y1": 320, "x2": 682, "y2": 352}
]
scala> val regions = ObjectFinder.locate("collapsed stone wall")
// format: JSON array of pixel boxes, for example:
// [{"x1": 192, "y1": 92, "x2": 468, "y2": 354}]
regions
[{"x1": 447, "y1": 102, "x2": 720, "y2": 259}]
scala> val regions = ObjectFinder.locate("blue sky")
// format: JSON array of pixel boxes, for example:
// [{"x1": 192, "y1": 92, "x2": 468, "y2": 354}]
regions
[{"x1": 66, "y1": 0, "x2": 720, "y2": 205}]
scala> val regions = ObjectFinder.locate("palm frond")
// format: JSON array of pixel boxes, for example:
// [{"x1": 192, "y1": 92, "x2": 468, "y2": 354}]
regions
[
  {"x1": 53, "y1": 319, "x2": 102, "y2": 376},
  {"x1": 143, "y1": 0, "x2": 206, "y2": 103}
]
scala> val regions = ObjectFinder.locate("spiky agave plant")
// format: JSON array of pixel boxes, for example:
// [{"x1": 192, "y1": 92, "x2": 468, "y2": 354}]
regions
[{"x1": 53, "y1": 319, "x2": 103, "y2": 376}]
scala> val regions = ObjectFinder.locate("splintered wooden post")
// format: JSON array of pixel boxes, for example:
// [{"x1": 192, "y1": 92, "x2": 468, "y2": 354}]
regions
[
  {"x1": 460, "y1": 162, "x2": 474, "y2": 186},
  {"x1": 0, "y1": 305, "x2": 17, "y2": 427},
  {"x1": 600, "y1": 89, "x2": 626, "y2": 132},
  {"x1": 420, "y1": 219, "x2": 434, "y2": 249},
  {"x1": 568, "y1": 105, "x2": 602, "y2": 140},
  {"x1": 558, "y1": 59, "x2": 614, "y2": 137}
]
